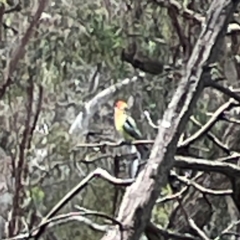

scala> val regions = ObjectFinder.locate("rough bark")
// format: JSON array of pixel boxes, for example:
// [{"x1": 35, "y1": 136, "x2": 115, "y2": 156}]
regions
[{"x1": 101, "y1": 1, "x2": 240, "y2": 240}]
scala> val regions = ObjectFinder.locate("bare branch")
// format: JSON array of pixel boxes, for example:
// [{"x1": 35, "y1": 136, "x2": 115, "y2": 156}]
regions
[
  {"x1": 69, "y1": 75, "x2": 143, "y2": 136},
  {"x1": 100, "y1": 1, "x2": 239, "y2": 240},
  {"x1": 215, "y1": 219, "x2": 240, "y2": 240},
  {"x1": 32, "y1": 168, "x2": 132, "y2": 239},
  {"x1": 9, "y1": 75, "x2": 35, "y2": 236},
  {"x1": 180, "y1": 99, "x2": 238, "y2": 148},
  {"x1": 187, "y1": 218, "x2": 210, "y2": 240},
  {"x1": 189, "y1": 116, "x2": 231, "y2": 154},
  {"x1": 5, "y1": 212, "x2": 110, "y2": 240},
  {"x1": 171, "y1": 171, "x2": 232, "y2": 196},
  {"x1": 143, "y1": 110, "x2": 158, "y2": 129},
  {"x1": 0, "y1": 0, "x2": 49, "y2": 99},
  {"x1": 145, "y1": 222, "x2": 196, "y2": 240},
  {"x1": 27, "y1": 85, "x2": 43, "y2": 149},
  {"x1": 207, "y1": 80, "x2": 240, "y2": 103},
  {"x1": 73, "y1": 140, "x2": 154, "y2": 149},
  {"x1": 175, "y1": 155, "x2": 240, "y2": 177},
  {"x1": 180, "y1": 201, "x2": 211, "y2": 240},
  {"x1": 157, "y1": 172, "x2": 204, "y2": 204},
  {"x1": 151, "y1": 0, "x2": 240, "y2": 35},
  {"x1": 74, "y1": 206, "x2": 123, "y2": 230}
]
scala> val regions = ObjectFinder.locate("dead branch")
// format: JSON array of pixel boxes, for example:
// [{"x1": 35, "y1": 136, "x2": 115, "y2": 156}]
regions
[
  {"x1": 69, "y1": 75, "x2": 143, "y2": 136},
  {"x1": 28, "y1": 168, "x2": 132, "y2": 239},
  {"x1": 145, "y1": 222, "x2": 196, "y2": 240},
  {"x1": 167, "y1": 3, "x2": 190, "y2": 59},
  {"x1": 207, "y1": 80, "x2": 240, "y2": 103},
  {"x1": 175, "y1": 155, "x2": 240, "y2": 177},
  {"x1": 5, "y1": 212, "x2": 110, "y2": 240},
  {"x1": 189, "y1": 116, "x2": 231, "y2": 154},
  {"x1": 8, "y1": 75, "x2": 35, "y2": 236},
  {"x1": 73, "y1": 139, "x2": 154, "y2": 149},
  {"x1": 215, "y1": 219, "x2": 240, "y2": 239},
  {"x1": 180, "y1": 99, "x2": 239, "y2": 148},
  {"x1": 27, "y1": 85, "x2": 43, "y2": 149},
  {"x1": 151, "y1": 0, "x2": 240, "y2": 35},
  {"x1": 179, "y1": 201, "x2": 211, "y2": 240},
  {"x1": 171, "y1": 171, "x2": 232, "y2": 196},
  {"x1": 100, "y1": 1, "x2": 239, "y2": 240}
]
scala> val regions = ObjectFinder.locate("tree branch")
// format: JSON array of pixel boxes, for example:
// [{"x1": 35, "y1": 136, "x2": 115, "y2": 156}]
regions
[
  {"x1": 207, "y1": 79, "x2": 240, "y2": 103},
  {"x1": 175, "y1": 155, "x2": 240, "y2": 177},
  {"x1": 151, "y1": 0, "x2": 240, "y2": 35},
  {"x1": 0, "y1": 0, "x2": 49, "y2": 99},
  {"x1": 171, "y1": 171, "x2": 232, "y2": 195},
  {"x1": 69, "y1": 75, "x2": 143, "y2": 136},
  {"x1": 180, "y1": 99, "x2": 238, "y2": 148},
  {"x1": 145, "y1": 222, "x2": 196, "y2": 240},
  {"x1": 189, "y1": 116, "x2": 231, "y2": 154},
  {"x1": 100, "y1": 1, "x2": 239, "y2": 240},
  {"x1": 33, "y1": 168, "x2": 133, "y2": 239}
]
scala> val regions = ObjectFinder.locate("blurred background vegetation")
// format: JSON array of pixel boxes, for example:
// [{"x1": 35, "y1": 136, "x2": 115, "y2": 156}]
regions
[{"x1": 0, "y1": 0, "x2": 240, "y2": 239}]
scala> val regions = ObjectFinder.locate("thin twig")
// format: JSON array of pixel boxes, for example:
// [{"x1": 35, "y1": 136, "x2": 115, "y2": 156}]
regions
[
  {"x1": 189, "y1": 116, "x2": 231, "y2": 154},
  {"x1": 171, "y1": 171, "x2": 232, "y2": 196},
  {"x1": 0, "y1": 0, "x2": 49, "y2": 99},
  {"x1": 175, "y1": 155, "x2": 240, "y2": 177},
  {"x1": 31, "y1": 168, "x2": 133, "y2": 239},
  {"x1": 207, "y1": 80, "x2": 240, "y2": 103},
  {"x1": 180, "y1": 99, "x2": 238, "y2": 148},
  {"x1": 179, "y1": 199, "x2": 211, "y2": 240},
  {"x1": 73, "y1": 139, "x2": 154, "y2": 149},
  {"x1": 215, "y1": 219, "x2": 240, "y2": 240}
]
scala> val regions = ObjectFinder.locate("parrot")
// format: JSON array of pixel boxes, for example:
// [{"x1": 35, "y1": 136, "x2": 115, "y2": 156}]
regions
[
  {"x1": 113, "y1": 100, "x2": 178, "y2": 194},
  {"x1": 114, "y1": 100, "x2": 149, "y2": 177}
]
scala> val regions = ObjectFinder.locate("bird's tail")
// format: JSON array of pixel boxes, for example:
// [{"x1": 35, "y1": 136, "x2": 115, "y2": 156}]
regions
[
  {"x1": 131, "y1": 144, "x2": 150, "y2": 178},
  {"x1": 136, "y1": 144, "x2": 150, "y2": 160}
]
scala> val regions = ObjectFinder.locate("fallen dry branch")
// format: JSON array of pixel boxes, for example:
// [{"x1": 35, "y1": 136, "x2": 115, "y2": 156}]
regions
[{"x1": 99, "y1": 1, "x2": 240, "y2": 240}]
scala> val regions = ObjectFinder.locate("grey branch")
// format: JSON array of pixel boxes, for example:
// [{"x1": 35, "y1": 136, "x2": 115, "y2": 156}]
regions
[
  {"x1": 180, "y1": 99, "x2": 239, "y2": 148},
  {"x1": 151, "y1": 0, "x2": 240, "y2": 34},
  {"x1": 69, "y1": 76, "x2": 141, "y2": 136},
  {"x1": 8, "y1": 168, "x2": 133, "y2": 240},
  {"x1": 215, "y1": 219, "x2": 240, "y2": 239},
  {"x1": 145, "y1": 222, "x2": 196, "y2": 240},
  {"x1": 100, "y1": 1, "x2": 240, "y2": 240},
  {"x1": 175, "y1": 155, "x2": 240, "y2": 177},
  {"x1": 171, "y1": 170, "x2": 232, "y2": 195}
]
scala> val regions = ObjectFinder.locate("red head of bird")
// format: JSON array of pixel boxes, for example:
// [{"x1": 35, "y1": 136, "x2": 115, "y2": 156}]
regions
[{"x1": 114, "y1": 100, "x2": 128, "y2": 111}]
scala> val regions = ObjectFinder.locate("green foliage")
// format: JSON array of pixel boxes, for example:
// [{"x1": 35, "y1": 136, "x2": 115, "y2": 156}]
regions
[{"x1": 28, "y1": 186, "x2": 45, "y2": 205}]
